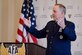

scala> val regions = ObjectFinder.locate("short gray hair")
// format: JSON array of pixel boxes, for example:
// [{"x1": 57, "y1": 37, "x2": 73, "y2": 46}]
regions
[{"x1": 55, "y1": 4, "x2": 66, "y2": 15}]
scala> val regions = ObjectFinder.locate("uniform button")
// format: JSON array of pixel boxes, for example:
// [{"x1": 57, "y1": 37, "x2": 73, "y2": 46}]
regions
[
  {"x1": 50, "y1": 42, "x2": 52, "y2": 44},
  {"x1": 50, "y1": 47, "x2": 52, "y2": 49},
  {"x1": 59, "y1": 35, "x2": 63, "y2": 39}
]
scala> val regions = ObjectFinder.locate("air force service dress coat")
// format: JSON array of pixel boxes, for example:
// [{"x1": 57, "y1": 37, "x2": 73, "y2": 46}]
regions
[{"x1": 25, "y1": 19, "x2": 76, "y2": 55}]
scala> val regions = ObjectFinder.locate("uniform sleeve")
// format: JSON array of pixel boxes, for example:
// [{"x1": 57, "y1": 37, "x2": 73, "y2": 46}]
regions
[
  {"x1": 62, "y1": 23, "x2": 77, "y2": 41},
  {"x1": 24, "y1": 24, "x2": 47, "y2": 38}
]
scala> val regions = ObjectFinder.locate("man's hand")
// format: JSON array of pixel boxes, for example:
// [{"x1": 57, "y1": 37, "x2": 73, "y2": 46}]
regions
[
  {"x1": 57, "y1": 18, "x2": 66, "y2": 29},
  {"x1": 23, "y1": 17, "x2": 31, "y2": 28}
]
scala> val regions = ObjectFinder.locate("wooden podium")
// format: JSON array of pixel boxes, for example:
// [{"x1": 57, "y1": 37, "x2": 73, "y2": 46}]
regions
[
  {"x1": 27, "y1": 43, "x2": 46, "y2": 55},
  {"x1": 0, "y1": 43, "x2": 46, "y2": 55}
]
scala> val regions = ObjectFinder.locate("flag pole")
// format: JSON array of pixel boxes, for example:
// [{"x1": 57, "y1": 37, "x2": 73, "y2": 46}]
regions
[{"x1": 55, "y1": 0, "x2": 57, "y2": 4}]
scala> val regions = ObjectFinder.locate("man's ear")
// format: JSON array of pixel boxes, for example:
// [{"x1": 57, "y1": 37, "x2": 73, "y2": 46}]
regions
[{"x1": 61, "y1": 12, "x2": 64, "y2": 17}]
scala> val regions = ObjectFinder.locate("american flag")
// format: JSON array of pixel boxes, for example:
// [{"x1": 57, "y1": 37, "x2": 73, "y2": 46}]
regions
[{"x1": 16, "y1": 0, "x2": 38, "y2": 44}]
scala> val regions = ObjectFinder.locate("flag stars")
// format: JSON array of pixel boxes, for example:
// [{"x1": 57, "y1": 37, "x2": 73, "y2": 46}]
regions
[
  {"x1": 31, "y1": 7, "x2": 33, "y2": 10},
  {"x1": 23, "y1": 4, "x2": 25, "y2": 7},
  {"x1": 30, "y1": 12, "x2": 32, "y2": 14},
  {"x1": 33, "y1": 18, "x2": 35, "y2": 20},
  {"x1": 27, "y1": 9, "x2": 29, "y2": 12},
  {"x1": 23, "y1": 9, "x2": 26, "y2": 11},
  {"x1": 32, "y1": 2, "x2": 33, "y2": 5},
  {"x1": 26, "y1": 14, "x2": 28, "y2": 17},
  {"x1": 21, "y1": 14, "x2": 24, "y2": 18},
  {"x1": 32, "y1": 22, "x2": 34, "y2": 25},
  {"x1": 28, "y1": 5, "x2": 30, "y2": 8},
  {"x1": 34, "y1": 13, "x2": 36, "y2": 16}
]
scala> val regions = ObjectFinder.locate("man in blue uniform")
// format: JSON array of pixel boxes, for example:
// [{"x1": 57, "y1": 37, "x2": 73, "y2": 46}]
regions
[{"x1": 23, "y1": 4, "x2": 76, "y2": 55}]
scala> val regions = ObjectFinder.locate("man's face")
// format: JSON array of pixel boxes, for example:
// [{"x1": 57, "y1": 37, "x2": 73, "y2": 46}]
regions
[{"x1": 52, "y1": 5, "x2": 63, "y2": 21}]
